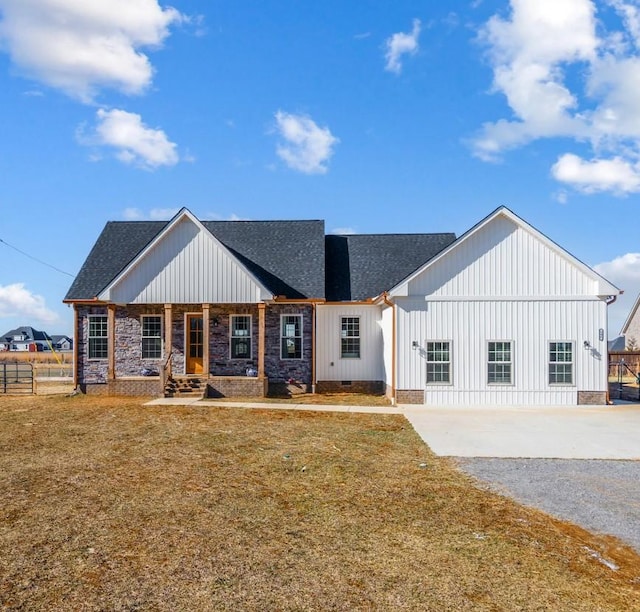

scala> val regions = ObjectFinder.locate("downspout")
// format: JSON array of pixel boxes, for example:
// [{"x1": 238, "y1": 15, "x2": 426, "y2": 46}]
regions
[
  {"x1": 382, "y1": 292, "x2": 396, "y2": 406},
  {"x1": 311, "y1": 302, "x2": 317, "y2": 393},
  {"x1": 605, "y1": 293, "x2": 620, "y2": 404}
]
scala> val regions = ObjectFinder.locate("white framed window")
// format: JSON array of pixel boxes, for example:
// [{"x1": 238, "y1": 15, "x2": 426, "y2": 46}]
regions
[
  {"x1": 426, "y1": 341, "x2": 451, "y2": 384},
  {"x1": 230, "y1": 315, "x2": 252, "y2": 359},
  {"x1": 488, "y1": 341, "x2": 512, "y2": 384},
  {"x1": 549, "y1": 341, "x2": 573, "y2": 385},
  {"x1": 141, "y1": 315, "x2": 162, "y2": 360},
  {"x1": 88, "y1": 315, "x2": 108, "y2": 360},
  {"x1": 340, "y1": 316, "x2": 360, "y2": 359},
  {"x1": 281, "y1": 315, "x2": 302, "y2": 360}
]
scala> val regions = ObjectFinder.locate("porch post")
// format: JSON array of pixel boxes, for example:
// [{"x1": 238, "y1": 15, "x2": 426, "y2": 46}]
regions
[
  {"x1": 107, "y1": 304, "x2": 116, "y2": 381},
  {"x1": 164, "y1": 304, "x2": 172, "y2": 368},
  {"x1": 258, "y1": 303, "x2": 266, "y2": 379},
  {"x1": 73, "y1": 304, "x2": 79, "y2": 388},
  {"x1": 202, "y1": 303, "x2": 210, "y2": 376}
]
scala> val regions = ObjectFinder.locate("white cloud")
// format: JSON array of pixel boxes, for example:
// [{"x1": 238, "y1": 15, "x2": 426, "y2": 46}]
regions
[
  {"x1": 149, "y1": 207, "x2": 179, "y2": 219},
  {"x1": 330, "y1": 227, "x2": 356, "y2": 235},
  {"x1": 122, "y1": 206, "x2": 179, "y2": 220},
  {"x1": 0, "y1": 283, "x2": 58, "y2": 324},
  {"x1": 551, "y1": 153, "x2": 640, "y2": 193},
  {"x1": 274, "y1": 111, "x2": 339, "y2": 174},
  {"x1": 0, "y1": 0, "x2": 184, "y2": 102},
  {"x1": 123, "y1": 207, "x2": 143, "y2": 220},
  {"x1": 384, "y1": 18, "x2": 421, "y2": 74},
  {"x1": 82, "y1": 108, "x2": 179, "y2": 169},
  {"x1": 595, "y1": 253, "x2": 640, "y2": 335},
  {"x1": 472, "y1": 0, "x2": 640, "y2": 194}
]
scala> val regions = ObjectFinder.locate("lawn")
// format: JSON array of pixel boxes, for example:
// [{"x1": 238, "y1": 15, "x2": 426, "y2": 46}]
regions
[{"x1": 0, "y1": 396, "x2": 639, "y2": 611}]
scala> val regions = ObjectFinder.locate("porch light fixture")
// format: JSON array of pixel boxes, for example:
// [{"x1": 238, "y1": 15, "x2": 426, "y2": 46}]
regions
[
  {"x1": 213, "y1": 317, "x2": 220, "y2": 327},
  {"x1": 412, "y1": 341, "x2": 418, "y2": 350},
  {"x1": 583, "y1": 340, "x2": 591, "y2": 349}
]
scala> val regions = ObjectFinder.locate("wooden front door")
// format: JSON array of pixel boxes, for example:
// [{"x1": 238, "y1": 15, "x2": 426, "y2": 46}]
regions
[{"x1": 186, "y1": 315, "x2": 204, "y2": 374}]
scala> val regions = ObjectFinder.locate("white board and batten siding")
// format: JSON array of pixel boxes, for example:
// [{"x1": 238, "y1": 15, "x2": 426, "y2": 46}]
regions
[
  {"x1": 393, "y1": 213, "x2": 614, "y2": 405},
  {"x1": 316, "y1": 304, "x2": 385, "y2": 382},
  {"x1": 100, "y1": 216, "x2": 270, "y2": 304}
]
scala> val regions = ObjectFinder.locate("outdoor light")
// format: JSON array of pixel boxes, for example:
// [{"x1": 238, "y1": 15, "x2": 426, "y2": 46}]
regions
[
  {"x1": 412, "y1": 341, "x2": 418, "y2": 350},
  {"x1": 583, "y1": 340, "x2": 591, "y2": 349}
]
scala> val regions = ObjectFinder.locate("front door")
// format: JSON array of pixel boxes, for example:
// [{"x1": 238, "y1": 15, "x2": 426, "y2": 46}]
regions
[{"x1": 186, "y1": 315, "x2": 204, "y2": 374}]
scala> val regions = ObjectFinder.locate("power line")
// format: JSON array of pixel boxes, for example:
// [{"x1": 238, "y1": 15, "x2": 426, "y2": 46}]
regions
[{"x1": 0, "y1": 237, "x2": 74, "y2": 277}]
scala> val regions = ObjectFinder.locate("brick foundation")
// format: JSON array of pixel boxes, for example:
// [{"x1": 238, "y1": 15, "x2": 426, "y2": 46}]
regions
[
  {"x1": 577, "y1": 391, "x2": 607, "y2": 405},
  {"x1": 80, "y1": 378, "x2": 160, "y2": 396},
  {"x1": 396, "y1": 389, "x2": 424, "y2": 404},
  {"x1": 206, "y1": 376, "x2": 268, "y2": 398},
  {"x1": 315, "y1": 380, "x2": 385, "y2": 394}
]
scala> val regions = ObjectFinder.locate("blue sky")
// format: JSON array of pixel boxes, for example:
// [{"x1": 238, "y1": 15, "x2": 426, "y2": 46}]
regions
[{"x1": 1, "y1": 0, "x2": 640, "y2": 338}]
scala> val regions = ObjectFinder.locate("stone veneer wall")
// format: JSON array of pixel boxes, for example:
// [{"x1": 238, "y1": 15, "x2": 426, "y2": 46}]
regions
[
  {"x1": 77, "y1": 306, "x2": 108, "y2": 384},
  {"x1": 577, "y1": 391, "x2": 607, "y2": 405},
  {"x1": 115, "y1": 305, "x2": 164, "y2": 377},
  {"x1": 77, "y1": 303, "x2": 313, "y2": 394},
  {"x1": 264, "y1": 304, "x2": 313, "y2": 387},
  {"x1": 207, "y1": 305, "x2": 259, "y2": 376}
]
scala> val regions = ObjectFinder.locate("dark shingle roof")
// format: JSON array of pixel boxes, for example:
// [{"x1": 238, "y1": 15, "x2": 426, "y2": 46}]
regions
[
  {"x1": 203, "y1": 221, "x2": 325, "y2": 298},
  {"x1": 65, "y1": 218, "x2": 326, "y2": 300},
  {"x1": 325, "y1": 233, "x2": 456, "y2": 301}
]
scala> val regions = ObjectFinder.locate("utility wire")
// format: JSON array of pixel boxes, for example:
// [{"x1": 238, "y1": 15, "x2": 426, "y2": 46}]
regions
[{"x1": 0, "y1": 237, "x2": 74, "y2": 277}]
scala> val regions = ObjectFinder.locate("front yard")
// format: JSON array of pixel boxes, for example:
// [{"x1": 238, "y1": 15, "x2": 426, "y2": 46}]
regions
[{"x1": 0, "y1": 395, "x2": 638, "y2": 610}]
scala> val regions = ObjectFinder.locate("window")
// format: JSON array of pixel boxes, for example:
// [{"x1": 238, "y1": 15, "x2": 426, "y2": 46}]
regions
[
  {"x1": 488, "y1": 341, "x2": 512, "y2": 384},
  {"x1": 141, "y1": 315, "x2": 162, "y2": 359},
  {"x1": 230, "y1": 315, "x2": 252, "y2": 359},
  {"x1": 281, "y1": 315, "x2": 302, "y2": 359},
  {"x1": 426, "y1": 341, "x2": 451, "y2": 384},
  {"x1": 88, "y1": 315, "x2": 108, "y2": 359},
  {"x1": 340, "y1": 317, "x2": 360, "y2": 358},
  {"x1": 549, "y1": 342, "x2": 573, "y2": 384}
]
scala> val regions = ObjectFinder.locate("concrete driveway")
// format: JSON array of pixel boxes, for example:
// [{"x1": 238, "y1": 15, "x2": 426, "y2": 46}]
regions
[
  {"x1": 403, "y1": 402, "x2": 640, "y2": 459},
  {"x1": 404, "y1": 403, "x2": 640, "y2": 553}
]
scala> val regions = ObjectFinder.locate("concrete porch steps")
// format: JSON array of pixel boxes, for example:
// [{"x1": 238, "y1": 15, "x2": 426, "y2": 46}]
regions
[{"x1": 164, "y1": 376, "x2": 207, "y2": 399}]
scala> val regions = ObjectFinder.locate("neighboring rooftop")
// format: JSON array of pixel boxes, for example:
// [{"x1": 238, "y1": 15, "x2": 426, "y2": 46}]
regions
[{"x1": 0, "y1": 326, "x2": 52, "y2": 343}]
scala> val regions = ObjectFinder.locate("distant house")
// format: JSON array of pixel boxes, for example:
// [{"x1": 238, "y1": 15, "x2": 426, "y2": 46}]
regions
[
  {"x1": 618, "y1": 294, "x2": 640, "y2": 351},
  {"x1": 50, "y1": 335, "x2": 73, "y2": 351},
  {"x1": 0, "y1": 326, "x2": 53, "y2": 352},
  {"x1": 64, "y1": 207, "x2": 620, "y2": 405}
]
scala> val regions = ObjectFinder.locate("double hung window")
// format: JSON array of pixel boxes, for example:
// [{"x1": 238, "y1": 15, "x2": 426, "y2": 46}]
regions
[
  {"x1": 488, "y1": 341, "x2": 512, "y2": 384},
  {"x1": 549, "y1": 342, "x2": 573, "y2": 384},
  {"x1": 340, "y1": 317, "x2": 360, "y2": 358},
  {"x1": 281, "y1": 315, "x2": 302, "y2": 359},
  {"x1": 88, "y1": 315, "x2": 108, "y2": 359},
  {"x1": 230, "y1": 315, "x2": 252, "y2": 359},
  {"x1": 141, "y1": 315, "x2": 162, "y2": 359},
  {"x1": 426, "y1": 341, "x2": 451, "y2": 384}
]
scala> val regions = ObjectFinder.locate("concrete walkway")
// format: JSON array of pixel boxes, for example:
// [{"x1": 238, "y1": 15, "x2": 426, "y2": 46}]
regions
[{"x1": 145, "y1": 397, "x2": 404, "y2": 414}]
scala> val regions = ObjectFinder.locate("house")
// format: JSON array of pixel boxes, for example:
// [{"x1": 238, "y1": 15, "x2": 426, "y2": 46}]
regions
[
  {"x1": 618, "y1": 295, "x2": 640, "y2": 351},
  {"x1": 50, "y1": 335, "x2": 73, "y2": 351},
  {"x1": 64, "y1": 207, "x2": 619, "y2": 405},
  {"x1": 0, "y1": 326, "x2": 53, "y2": 352}
]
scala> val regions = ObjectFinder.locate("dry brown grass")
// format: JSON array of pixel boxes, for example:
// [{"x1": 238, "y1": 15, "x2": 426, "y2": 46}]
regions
[
  {"x1": 0, "y1": 395, "x2": 639, "y2": 611},
  {"x1": 0, "y1": 351, "x2": 72, "y2": 364}
]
